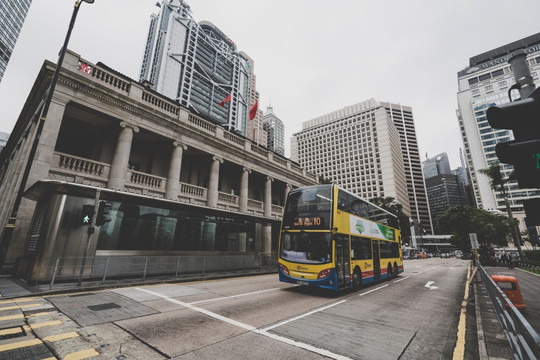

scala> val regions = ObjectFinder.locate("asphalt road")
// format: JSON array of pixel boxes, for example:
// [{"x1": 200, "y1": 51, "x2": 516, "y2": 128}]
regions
[{"x1": 0, "y1": 258, "x2": 474, "y2": 359}]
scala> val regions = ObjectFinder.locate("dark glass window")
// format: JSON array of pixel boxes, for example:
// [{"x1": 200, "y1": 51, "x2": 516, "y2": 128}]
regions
[
  {"x1": 280, "y1": 232, "x2": 332, "y2": 264},
  {"x1": 351, "y1": 236, "x2": 372, "y2": 260},
  {"x1": 468, "y1": 77, "x2": 479, "y2": 85}
]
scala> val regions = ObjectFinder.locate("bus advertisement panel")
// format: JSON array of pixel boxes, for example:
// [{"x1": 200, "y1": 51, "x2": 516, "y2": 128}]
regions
[{"x1": 278, "y1": 185, "x2": 403, "y2": 291}]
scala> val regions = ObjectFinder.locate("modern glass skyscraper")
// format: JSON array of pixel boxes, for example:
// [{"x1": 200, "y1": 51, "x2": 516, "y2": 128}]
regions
[
  {"x1": 422, "y1": 153, "x2": 452, "y2": 179},
  {"x1": 291, "y1": 99, "x2": 411, "y2": 218},
  {"x1": 263, "y1": 106, "x2": 285, "y2": 155},
  {"x1": 0, "y1": 0, "x2": 32, "y2": 83},
  {"x1": 140, "y1": 0, "x2": 253, "y2": 135},
  {"x1": 456, "y1": 33, "x2": 540, "y2": 216}
]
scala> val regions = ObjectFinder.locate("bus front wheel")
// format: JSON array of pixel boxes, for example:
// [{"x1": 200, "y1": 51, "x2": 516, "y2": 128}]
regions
[{"x1": 353, "y1": 269, "x2": 362, "y2": 291}]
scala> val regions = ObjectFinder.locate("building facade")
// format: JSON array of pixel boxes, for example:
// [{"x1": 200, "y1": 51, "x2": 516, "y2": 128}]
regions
[
  {"x1": 457, "y1": 32, "x2": 540, "y2": 227},
  {"x1": 379, "y1": 102, "x2": 433, "y2": 234},
  {"x1": 425, "y1": 174, "x2": 468, "y2": 234},
  {"x1": 0, "y1": 50, "x2": 317, "y2": 280},
  {"x1": 291, "y1": 99, "x2": 411, "y2": 218},
  {"x1": 0, "y1": 0, "x2": 32, "y2": 83},
  {"x1": 139, "y1": 0, "x2": 252, "y2": 135},
  {"x1": 263, "y1": 106, "x2": 285, "y2": 156},
  {"x1": 422, "y1": 153, "x2": 451, "y2": 179}
]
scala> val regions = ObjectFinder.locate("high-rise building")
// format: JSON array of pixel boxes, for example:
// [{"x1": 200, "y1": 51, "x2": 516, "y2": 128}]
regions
[
  {"x1": 456, "y1": 33, "x2": 540, "y2": 217},
  {"x1": 422, "y1": 153, "x2": 451, "y2": 179},
  {"x1": 291, "y1": 99, "x2": 411, "y2": 218},
  {"x1": 0, "y1": 0, "x2": 32, "y2": 83},
  {"x1": 425, "y1": 174, "x2": 469, "y2": 234},
  {"x1": 139, "y1": 0, "x2": 253, "y2": 135},
  {"x1": 263, "y1": 106, "x2": 285, "y2": 155},
  {"x1": 379, "y1": 102, "x2": 433, "y2": 234}
]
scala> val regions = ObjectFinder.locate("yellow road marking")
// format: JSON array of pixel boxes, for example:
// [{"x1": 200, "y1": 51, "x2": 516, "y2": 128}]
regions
[
  {"x1": 44, "y1": 331, "x2": 79, "y2": 342},
  {"x1": 64, "y1": 348, "x2": 99, "y2": 360},
  {"x1": 452, "y1": 262, "x2": 471, "y2": 360},
  {"x1": 42, "y1": 358, "x2": 56, "y2": 360},
  {"x1": 0, "y1": 303, "x2": 40, "y2": 311},
  {"x1": 0, "y1": 314, "x2": 24, "y2": 322},
  {"x1": 0, "y1": 298, "x2": 36, "y2": 304},
  {"x1": 28, "y1": 311, "x2": 50, "y2": 318},
  {"x1": 26, "y1": 320, "x2": 62, "y2": 330},
  {"x1": 0, "y1": 338, "x2": 42, "y2": 352},
  {"x1": 0, "y1": 327, "x2": 23, "y2": 336}
]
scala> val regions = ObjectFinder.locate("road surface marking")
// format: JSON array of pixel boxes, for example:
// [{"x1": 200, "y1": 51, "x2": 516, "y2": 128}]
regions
[
  {"x1": 263, "y1": 300, "x2": 347, "y2": 331},
  {"x1": 63, "y1": 348, "x2": 100, "y2": 360},
  {"x1": 452, "y1": 262, "x2": 471, "y2": 360},
  {"x1": 394, "y1": 276, "x2": 410, "y2": 283},
  {"x1": 44, "y1": 331, "x2": 79, "y2": 342},
  {"x1": 0, "y1": 297, "x2": 36, "y2": 304},
  {"x1": 424, "y1": 281, "x2": 439, "y2": 290},
  {"x1": 0, "y1": 314, "x2": 24, "y2": 322},
  {"x1": 0, "y1": 303, "x2": 40, "y2": 311},
  {"x1": 359, "y1": 284, "x2": 388, "y2": 296},
  {"x1": 0, "y1": 338, "x2": 42, "y2": 352},
  {"x1": 189, "y1": 287, "x2": 281, "y2": 305},
  {"x1": 136, "y1": 287, "x2": 352, "y2": 360}
]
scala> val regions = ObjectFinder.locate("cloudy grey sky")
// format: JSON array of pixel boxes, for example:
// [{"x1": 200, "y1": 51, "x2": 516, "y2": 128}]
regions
[{"x1": 1, "y1": 0, "x2": 540, "y2": 169}]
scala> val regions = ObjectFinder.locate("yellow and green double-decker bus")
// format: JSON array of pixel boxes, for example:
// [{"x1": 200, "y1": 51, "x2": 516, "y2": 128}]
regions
[{"x1": 278, "y1": 184, "x2": 403, "y2": 291}]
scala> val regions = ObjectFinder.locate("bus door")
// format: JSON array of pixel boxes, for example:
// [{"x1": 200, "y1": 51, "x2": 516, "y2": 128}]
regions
[
  {"x1": 372, "y1": 240, "x2": 381, "y2": 280},
  {"x1": 335, "y1": 235, "x2": 351, "y2": 288}
]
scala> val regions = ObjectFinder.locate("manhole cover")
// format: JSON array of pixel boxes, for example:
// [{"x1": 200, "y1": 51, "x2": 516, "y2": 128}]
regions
[{"x1": 88, "y1": 303, "x2": 121, "y2": 311}]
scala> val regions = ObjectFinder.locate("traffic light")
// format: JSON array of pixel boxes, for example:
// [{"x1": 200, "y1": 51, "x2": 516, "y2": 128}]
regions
[
  {"x1": 524, "y1": 198, "x2": 540, "y2": 226},
  {"x1": 96, "y1": 201, "x2": 112, "y2": 226},
  {"x1": 80, "y1": 205, "x2": 94, "y2": 225},
  {"x1": 486, "y1": 87, "x2": 540, "y2": 188}
]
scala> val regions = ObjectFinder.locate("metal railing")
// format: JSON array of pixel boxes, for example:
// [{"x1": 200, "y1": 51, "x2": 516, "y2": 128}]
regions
[
  {"x1": 43, "y1": 253, "x2": 278, "y2": 290},
  {"x1": 476, "y1": 261, "x2": 540, "y2": 359}
]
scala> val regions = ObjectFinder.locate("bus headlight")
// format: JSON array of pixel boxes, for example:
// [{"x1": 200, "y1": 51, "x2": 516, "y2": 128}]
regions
[
  {"x1": 279, "y1": 264, "x2": 290, "y2": 275},
  {"x1": 318, "y1": 269, "x2": 332, "y2": 279}
]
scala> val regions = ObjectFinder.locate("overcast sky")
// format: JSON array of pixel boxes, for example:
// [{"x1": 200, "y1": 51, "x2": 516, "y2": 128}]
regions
[{"x1": 1, "y1": 0, "x2": 540, "y2": 169}]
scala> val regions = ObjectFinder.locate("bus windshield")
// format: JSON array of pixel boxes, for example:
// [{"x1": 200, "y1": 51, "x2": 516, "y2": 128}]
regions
[
  {"x1": 282, "y1": 185, "x2": 332, "y2": 230},
  {"x1": 280, "y1": 231, "x2": 332, "y2": 264}
]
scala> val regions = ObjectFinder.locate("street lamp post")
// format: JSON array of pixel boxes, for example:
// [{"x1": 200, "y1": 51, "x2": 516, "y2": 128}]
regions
[{"x1": 0, "y1": 0, "x2": 95, "y2": 270}]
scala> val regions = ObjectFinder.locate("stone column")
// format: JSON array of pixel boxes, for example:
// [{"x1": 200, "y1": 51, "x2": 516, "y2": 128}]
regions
[
  {"x1": 263, "y1": 223, "x2": 272, "y2": 254},
  {"x1": 207, "y1": 156, "x2": 223, "y2": 208},
  {"x1": 108, "y1": 122, "x2": 139, "y2": 191},
  {"x1": 264, "y1": 176, "x2": 273, "y2": 217},
  {"x1": 239, "y1": 167, "x2": 251, "y2": 212},
  {"x1": 284, "y1": 184, "x2": 292, "y2": 206},
  {"x1": 165, "y1": 141, "x2": 187, "y2": 200}
]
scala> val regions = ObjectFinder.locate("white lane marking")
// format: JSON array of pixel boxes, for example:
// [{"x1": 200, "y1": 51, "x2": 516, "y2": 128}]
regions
[
  {"x1": 262, "y1": 300, "x2": 347, "y2": 331},
  {"x1": 359, "y1": 284, "x2": 388, "y2": 296},
  {"x1": 393, "y1": 276, "x2": 410, "y2": 283},
  {"x1": 189, "y1": 288, "x2": 280, "y2": 305},
  {"x1": 135, "y1": 287, "x2": 352, "y2": 360},
  {"x1": 424, "y1": 281, "x2": 439, "y2": 290}
]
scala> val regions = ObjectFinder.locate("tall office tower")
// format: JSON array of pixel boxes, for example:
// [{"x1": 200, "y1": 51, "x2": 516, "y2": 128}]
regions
[
  {"x1": 380, "y1": 102, "x2": 433, "y2": 234},
  {"x1": 422, "y1": 153, "x2": 452, "y2": 179},
  {"x1": 425, "y1": 174, "x2": 468, "y2": 234},
  {"x1": 0, "y1": 0, "x2": 32, "y2": 83},
  {"x1": 457, "y1": 33, "x2": 540, "y2": 215},
  {"x1": 291, "y1": 98, "x2": 411, "y2": 218},
  {"x1": 242, "y1": 52, "x2": 266, "y2": 145},
  {"x1": 263, "y1": 106, "x2": 285, "y2": 155},
  {"x1": 140, "y1": 0, "x2": 252, "y2": 134}
]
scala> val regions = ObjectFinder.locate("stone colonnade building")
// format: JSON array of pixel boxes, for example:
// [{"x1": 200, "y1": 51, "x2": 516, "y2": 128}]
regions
[{"x1": 0, "y1": 50, "x2": 317, "y2": 281}]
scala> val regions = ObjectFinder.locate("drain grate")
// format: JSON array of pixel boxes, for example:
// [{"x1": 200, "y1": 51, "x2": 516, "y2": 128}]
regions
[{"x1": 87, "y1": 303, "x2": 121, "y2": 311}]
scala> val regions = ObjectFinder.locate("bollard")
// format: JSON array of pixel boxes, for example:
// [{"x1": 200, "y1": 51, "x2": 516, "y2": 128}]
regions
[
  {"x1": 50, "y1": 258, "x2": 61, "y2": 290},
  {"x1": 102, "y1": 257, "x2": 110, "y2": 285}
]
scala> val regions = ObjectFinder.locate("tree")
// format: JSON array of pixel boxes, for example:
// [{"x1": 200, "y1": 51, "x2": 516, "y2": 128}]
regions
[
  {"x1": 438, "y1": 205, "x2": 512, "y2": 251},
  {"x1": 370, "y1": 196, "x2": 411, "y2": 245},
  {"x1": 478, "y1": 163, "x2": 525, "y2": 260}
]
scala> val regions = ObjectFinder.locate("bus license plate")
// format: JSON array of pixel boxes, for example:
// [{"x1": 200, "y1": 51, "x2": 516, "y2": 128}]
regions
[{"x1": 297, "y1": 280, "x2": 309, "y2": 286}]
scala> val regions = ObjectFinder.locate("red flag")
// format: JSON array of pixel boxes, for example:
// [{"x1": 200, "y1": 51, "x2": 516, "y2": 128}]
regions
[
  {"x1": 219, "y1": 93, "x2": 231, "y2": 107},
  {"x1": 249, "y1": 100, "x2": 258, "y2": 120}
]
